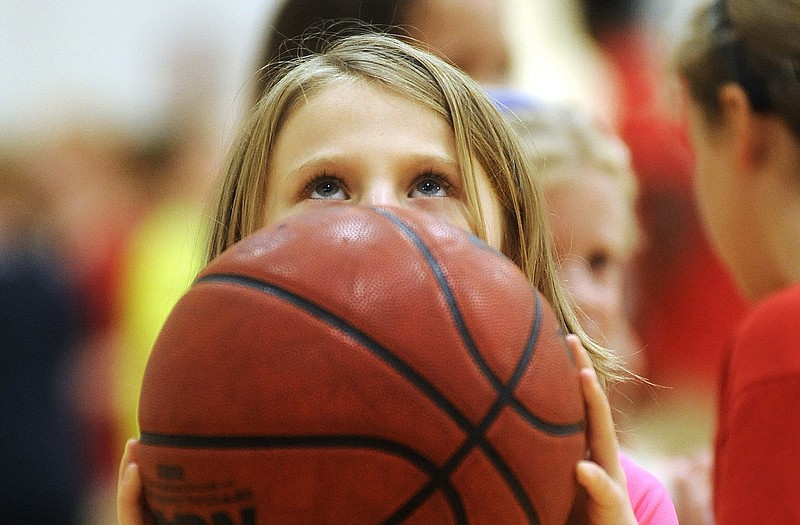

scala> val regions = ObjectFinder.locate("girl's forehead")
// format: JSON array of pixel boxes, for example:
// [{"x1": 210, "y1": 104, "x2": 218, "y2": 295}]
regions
[
  {"x1": 277, "y1": 78, "x2": 456, "y2": 141},
  {"x1": 294, "y1": 77, "x2": 424, "y2": 110},
  {"x1": 269, "y1": 78, "x2": 463, "y2": 170}
]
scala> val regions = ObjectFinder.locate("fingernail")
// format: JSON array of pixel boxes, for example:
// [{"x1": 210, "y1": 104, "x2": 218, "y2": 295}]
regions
[
  {"x1": 122, "y1": 462, "x2": 138, "y2": 484},
  {"x1": 576, "y1": 460, "x2": 599, "y2": 482}
]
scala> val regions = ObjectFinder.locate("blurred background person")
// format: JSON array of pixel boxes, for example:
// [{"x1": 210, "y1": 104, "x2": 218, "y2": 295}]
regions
[
  {"x1": 675, "y1": 0, "x2": 800, "y2": 522},
  {"x1": 2, "y1": 3, "x2": 271, "y2": 522},
  {"x1": 12, "y1": 113, "x2": 215, "y2": 524},
  {"x1": 253, "y1": 0, "x2": 513, "y2": 101},
  {"x1": 497, "y1": 94, "x2": 718, "y2": 524},
  {"x1": 498, "y1": 97, "x2": 645, "y2": 408},
  {"x1": 576, "y1": 0, "x2": 749, "y2": 449},
  {"x1": 0, "y1": 146, "x2": 88, "y2": 524}
]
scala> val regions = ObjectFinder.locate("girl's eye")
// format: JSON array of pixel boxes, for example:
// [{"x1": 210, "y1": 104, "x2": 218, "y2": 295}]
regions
[
  {"x1": 410, "y1": 172, "x2": 451, "y2": 198},
  {"x1": 306, "y1": 176, "x2": 347, "y2": 200}
]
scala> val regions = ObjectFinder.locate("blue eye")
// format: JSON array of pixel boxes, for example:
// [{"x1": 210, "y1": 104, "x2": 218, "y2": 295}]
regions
[
  {"x1": 417, "y1": 179, "x2": 442, "y2": 195},
  {"x1": 306, "y1": 176, "x2": 347, "y2": 200},
  {"x1": 411, "y1": 172, "x2": 450, "y2": 198}
]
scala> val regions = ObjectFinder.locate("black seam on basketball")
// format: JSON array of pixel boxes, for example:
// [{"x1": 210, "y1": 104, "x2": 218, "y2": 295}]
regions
[
  {"x1": 138, "y1": 433, "x2": 467, "y2": 523},
  {"x1": 195, "y1": 274, "x2": 475, "y2": 431},
  {"x1": 372, "y1": 208, "x2": 583, "y2": 435},
  {"x1": 385, "y1": 293, "x2": 546, "y2": 524}
]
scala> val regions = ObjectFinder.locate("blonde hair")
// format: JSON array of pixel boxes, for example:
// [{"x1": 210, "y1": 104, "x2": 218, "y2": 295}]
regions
[
  {"x1": 207, "y1": 32, "x2": 625, "y2": 385},
  {"x1": 675, "y1": 0, "x2": 800, "y2": 138},
  {"x1": 504, "y1": 101, "x2": 641, "y2": 257}
]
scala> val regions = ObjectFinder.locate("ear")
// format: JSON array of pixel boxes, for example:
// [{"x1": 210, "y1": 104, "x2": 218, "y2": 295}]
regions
[{"x1": 718, "y1": 83, "x2": 770, "y2": 174}]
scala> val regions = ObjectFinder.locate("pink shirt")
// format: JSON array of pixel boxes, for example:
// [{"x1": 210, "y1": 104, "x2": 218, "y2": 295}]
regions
[{"x1": 621, "y1": 453, "x2": 679, "y2": 524}]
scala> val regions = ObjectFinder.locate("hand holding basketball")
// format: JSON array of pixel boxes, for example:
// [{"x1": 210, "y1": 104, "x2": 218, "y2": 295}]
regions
[
  {"x1": 566, "y1": 335, "x2": 637, "y2": 525},
  {"x1": 118, "y1": 439, "x2": 153, "y2": 525}
]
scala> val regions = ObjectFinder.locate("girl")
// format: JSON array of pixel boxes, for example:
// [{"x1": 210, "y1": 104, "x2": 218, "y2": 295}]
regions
[{"x1": 119, "y1": 33, "x2": 676, "y2": 524}]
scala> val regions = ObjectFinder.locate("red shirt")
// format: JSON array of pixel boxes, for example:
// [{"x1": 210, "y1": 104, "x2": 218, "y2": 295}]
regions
[{"x1": 714, "y1": 284, "x2": 800, "y2": 523}]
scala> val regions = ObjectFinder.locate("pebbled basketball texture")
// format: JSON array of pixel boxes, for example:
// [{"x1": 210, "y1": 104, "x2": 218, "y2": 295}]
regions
[{"x1": 134, "y1": 205, "x2": 586, "y2": 525}]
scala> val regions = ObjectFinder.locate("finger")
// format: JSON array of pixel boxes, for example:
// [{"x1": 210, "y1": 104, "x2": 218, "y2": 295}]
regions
[
  {"x1": 580, "y1": 366, "x2": 625, "y2": 482},
  {"x1": 117, "y1": 438, "x2": 151, "y2": 525},
  {"x1": 117, "y1": 438, "x2": 137, "y2": 492},
  {"x1": 576, "y1": 460, "x2": 625, "y2": 508},
  {"x1": 566, "y1": 334, "x2": 594, "y2": 370},
  {"x1": 566, "y1": 335, "x2": 624, "y2": 482},
  {"x1": 118, "y1": 462, "x2": 147, "y2": 525},
  {"x1": 576, "y1": 460, "x2": 638, "y2": 525}
]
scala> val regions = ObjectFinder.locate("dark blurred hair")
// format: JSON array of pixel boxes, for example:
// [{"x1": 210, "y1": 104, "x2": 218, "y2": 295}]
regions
[
  {"x1": 675, "y1": 0, "x2": 800, "y2": 138},
  {"x1": 577, "y1": 0, "x2": 644, "y2": 39},
  {"x1": 254, "y1": 0, "x2": 415, "y2": 101}
]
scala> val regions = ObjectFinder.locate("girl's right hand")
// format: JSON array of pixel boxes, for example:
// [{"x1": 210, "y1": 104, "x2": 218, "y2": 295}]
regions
[{"x1": 117, "y1": 439, "x2": 153, "y2": 525}]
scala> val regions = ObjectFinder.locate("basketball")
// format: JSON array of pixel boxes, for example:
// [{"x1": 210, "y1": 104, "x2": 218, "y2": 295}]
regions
[{"x1": 133, "y1": 205, "x2": 586, "y2": 525}]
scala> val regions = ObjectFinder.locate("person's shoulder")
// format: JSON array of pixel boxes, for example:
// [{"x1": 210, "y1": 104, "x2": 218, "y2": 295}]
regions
[
  {"x1": 742, "y1": 283, "x2": 800, "y2": 328},
  {"x1": 620, "y1": 453, "x2": 679, "y2": 525},
  {"x1": 730, "y1": 283, "x2": 800, "y2": 387}
]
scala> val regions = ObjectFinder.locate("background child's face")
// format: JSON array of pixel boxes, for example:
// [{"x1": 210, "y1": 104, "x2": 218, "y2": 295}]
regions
[
  {"x1": 544, "y1": 171, "x2": 631, "y2": 347},
  {"x1": 262, "y1": 80, "x2": 504, "y2": 249}
]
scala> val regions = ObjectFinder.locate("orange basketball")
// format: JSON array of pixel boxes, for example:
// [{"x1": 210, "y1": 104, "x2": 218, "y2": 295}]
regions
[{"x1": 133, "y1": 205, "x2": 586, "y2": 525}]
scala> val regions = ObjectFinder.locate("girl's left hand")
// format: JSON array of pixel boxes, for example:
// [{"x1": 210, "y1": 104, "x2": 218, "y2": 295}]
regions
[{"x1": 565, "y1": 334, "x2": 637, "y2": 525}]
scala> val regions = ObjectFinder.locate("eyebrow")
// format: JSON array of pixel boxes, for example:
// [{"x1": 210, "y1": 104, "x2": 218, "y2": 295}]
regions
[{"x1": 286, "y1": 152, "x2": 461, "y2": 175}]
